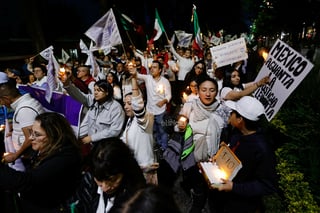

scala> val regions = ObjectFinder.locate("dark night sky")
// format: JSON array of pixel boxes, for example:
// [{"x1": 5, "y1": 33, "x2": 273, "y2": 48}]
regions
[
  {"x1": 0, "y1": 0, "x2": 319, "y2": 59},
  {"x1": 1, "y1": 0, "x2": 251, "y2": 44}
]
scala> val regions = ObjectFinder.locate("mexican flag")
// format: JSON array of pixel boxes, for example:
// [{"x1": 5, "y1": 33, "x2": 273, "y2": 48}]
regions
[
  {"x1": 148, "y1": 8, "x2": 165, "y2": 45},
  {"x1": 192, "y1": 5, "x2": 204, "y2": 59}
]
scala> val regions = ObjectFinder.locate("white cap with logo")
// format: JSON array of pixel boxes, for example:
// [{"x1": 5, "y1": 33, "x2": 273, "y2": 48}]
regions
[{"x1": 225, "y1": 96, "x2": 265, "y2": 121}]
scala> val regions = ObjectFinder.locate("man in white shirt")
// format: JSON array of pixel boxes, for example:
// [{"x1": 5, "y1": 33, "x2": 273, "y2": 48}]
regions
[
  {"x1": 134, "y1": 60, "x2": 172, "y2": 151},
  {"x1": 0, "y1": 80, "x2": 45, "y2": 171}
]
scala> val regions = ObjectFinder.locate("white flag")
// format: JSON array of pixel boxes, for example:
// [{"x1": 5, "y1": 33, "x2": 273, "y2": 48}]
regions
[
  {"x1": 85, "y1": 8, "x2": 122, "y2": 51},
  {"x1": 174, "y1": 30, "x2": 193, "y2": 48},
  {"x1": 61, "y1": 48, "x2": 70, "y2": 64},
  {"x1": 79, "y1": 39, "x2": 89, "y2": 53},
  {"x1": 39, "y1": 46, "x2": 54, "y2": 60},
  {"x1": 81, "y1": 41, "x2": 101, "y2": 78},
  {"x1": 210, "y1": 35, "x2": 221, "y2": 46},
  {"x1": 40, "y1": 46, "x2": 59, "y2": 102}
]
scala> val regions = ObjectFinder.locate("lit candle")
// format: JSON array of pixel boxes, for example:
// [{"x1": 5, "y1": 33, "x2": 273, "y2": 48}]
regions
[
  {"x1": 183, "y1": 92, "x2": 188, "y2": 101},
  {"x1": 215, "y1": 168, "x2": 227, "y2": 180},
  {"x1": 208, "y1": 163, "x2": 228, "y2": 184},
  {"x1": 157, "y1": 84, "x2": 164, "y2": 94},
  {"x1": 60, "y1": 67, "x2": 65, "y2": 74},
  {"x1": 1, "y1": 152, "x2": 9, "y2": 163}
]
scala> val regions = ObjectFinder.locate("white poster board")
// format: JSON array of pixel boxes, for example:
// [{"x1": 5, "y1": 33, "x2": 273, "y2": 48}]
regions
[
  {"x1": 254, "y1": 39, "x2": 314, "y2": 121},
  {"x1": 210, "y1": 37, "x2": 248, "y2": 68}
]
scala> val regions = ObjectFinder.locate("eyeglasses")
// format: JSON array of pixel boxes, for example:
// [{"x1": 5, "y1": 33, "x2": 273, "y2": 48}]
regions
[{"x1": 29, "y1": 129, "x2": 46, "y2": 138}]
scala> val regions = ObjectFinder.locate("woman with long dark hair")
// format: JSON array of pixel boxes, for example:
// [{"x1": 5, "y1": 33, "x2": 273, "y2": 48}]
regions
[
  {"x1": 60, "y1": 72, "x2": 125, "y2": 147},
  {"x1": 0, "y1": 112, "x2": 82, "y2": 212},
  {"x1": 220, "y1": 67, "x2": 269, "y2": 102},
  {"x1": 91, "y1": 137, "x2": 147, "y2": 213}
]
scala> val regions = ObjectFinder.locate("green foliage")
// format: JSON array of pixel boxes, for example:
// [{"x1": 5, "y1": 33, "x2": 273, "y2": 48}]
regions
[
  {"x1": 269, "y1": 64, "x2": 320, "y2": 211},
  {"x1": 276, "y1": 148, "x2": 320, "y2": 212}
]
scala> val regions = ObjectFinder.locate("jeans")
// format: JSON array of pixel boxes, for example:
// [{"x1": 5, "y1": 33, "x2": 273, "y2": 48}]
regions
[{"x1": 154, "y1": 111, "x2": 168, "y2": 150}]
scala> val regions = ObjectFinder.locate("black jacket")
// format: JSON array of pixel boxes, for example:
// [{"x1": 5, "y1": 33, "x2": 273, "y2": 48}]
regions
[
  {"x1": 209, "y1": 131, "x2": 278, "y2": 213},
  {"x1": 0, "y1": 144, "x2": 82, "y2": 213}
]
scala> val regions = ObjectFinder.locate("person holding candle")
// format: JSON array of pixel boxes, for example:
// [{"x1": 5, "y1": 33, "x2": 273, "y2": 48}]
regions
[
  {"x1": 158, "y1": 114, "x2": 200, "y2": 199},
  {"x1": 207, "y1": 96, "x2": 278, "y2": 213},
  {"x1": 122, "y1": 65, "x2": 157, "y2": 184},
  {"x1": 0, "y1": 79, "x2": 45, "y2": 172},
  {"x1": 133, "y1": 60, "x2": 172, "y2": 152},
  {"x1": 59, "y1": 71, "x2": 125, "y2": 149},
  {"x1": 181, "y1": 78, "x2": 199, "y2": 105},
  {"x1": 0, "y1": 112, "x2": 82, "y2": 212},
  {"x1": 179, "y1": 75, "x2": 230, "y2": 213}
]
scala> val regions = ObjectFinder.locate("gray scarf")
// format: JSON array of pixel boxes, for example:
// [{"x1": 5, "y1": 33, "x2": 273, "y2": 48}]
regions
[{"x1": 191, "y1": 98, "x2": 220, "y2": 122}]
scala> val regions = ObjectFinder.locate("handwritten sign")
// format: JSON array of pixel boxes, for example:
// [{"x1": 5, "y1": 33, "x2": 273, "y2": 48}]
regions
[
  {"x1": 214, "y1": 142, "x2": 242, "y2": 181},
  {"x1": 254, "y1": 39, "x2": 314, "y2": 121},
  {"x1": 199, "y1": 142, "x2": 242, "y2": 188},
  {"x1": 210, "y1": 37, "x2": 248, "y2": 68}
]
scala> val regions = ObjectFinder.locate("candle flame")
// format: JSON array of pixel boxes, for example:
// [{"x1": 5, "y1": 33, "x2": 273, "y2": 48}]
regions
[
  {"x1": 182, "y1": 92, "x2": 188, "y2": 100},
  {"x1": 216, "y1": 168, "x2": 227, "y2": 180},
  {"x1": 157, "y1": 84, "x2": 164, "y2": 94}
]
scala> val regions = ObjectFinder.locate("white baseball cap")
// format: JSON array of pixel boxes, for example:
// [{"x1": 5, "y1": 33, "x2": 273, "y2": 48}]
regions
[
  {"x1": 0, "y1": 72, "x2": 8, "y2": 84},
  {"x1": 225, "y1": 96, "x2": 265, "y2": 121}
]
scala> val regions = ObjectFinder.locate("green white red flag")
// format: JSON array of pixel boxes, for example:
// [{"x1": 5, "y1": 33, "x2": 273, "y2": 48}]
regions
[
  {"x1": 192, "y1": 5, "x2": 204, "y2": 59},
  {"x1": 148, "y1": 8, "x2": 165, "y2": 45}
]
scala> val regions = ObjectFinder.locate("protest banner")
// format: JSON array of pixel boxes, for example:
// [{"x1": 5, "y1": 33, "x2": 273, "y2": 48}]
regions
[
  {"x1": 254, "y1": 39, "x2": 314, "y2": 121},
  {"x1": 209, "y1": 37, "x2": 248, "y2": 68},
  {"x1": 19, "y1": 85, "x2": 83, "y2": 135}
]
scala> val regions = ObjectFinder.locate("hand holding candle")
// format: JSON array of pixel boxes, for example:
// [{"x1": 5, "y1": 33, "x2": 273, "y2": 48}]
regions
[
  {"x1": 182, "y1": 92, "x2": 188, "y2": 101},
  {"x1": 58, "y1": 67, "x2": 66, "y2": 79},
  {"x1": 157, "y1": 84, "x2": 164, "y2": 94}
]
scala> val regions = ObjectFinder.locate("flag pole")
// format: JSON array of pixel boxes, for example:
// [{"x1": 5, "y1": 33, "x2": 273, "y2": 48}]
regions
[
  {"x1": 126, "y1": 31, "x2": 135, "y2": 47},
  {"x1": 30, "y1": 53, "x2": 40, "y2": 59},
  {"x1": 164, "y1": 32, "x2": 169, "y2": 44},
  {"x1": 121, "y1": 44, "x2": 128, "y2": 60}
]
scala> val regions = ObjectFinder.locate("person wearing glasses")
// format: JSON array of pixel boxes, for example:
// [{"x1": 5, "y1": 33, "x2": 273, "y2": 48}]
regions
[
  {"x1": 0, "y1": 79, "x2": 45, "y2": 172},
  {"x1": 0, "y1": 112, "x2": 82, "y2": 212},
  {"x1": 184, "y1": 60, "x2": 208, "y2": 93}
]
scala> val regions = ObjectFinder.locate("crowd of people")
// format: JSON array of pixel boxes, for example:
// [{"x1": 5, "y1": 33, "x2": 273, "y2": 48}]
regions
[{"x1": 0, "y1": 40, "x2": 279, "y2": 213}]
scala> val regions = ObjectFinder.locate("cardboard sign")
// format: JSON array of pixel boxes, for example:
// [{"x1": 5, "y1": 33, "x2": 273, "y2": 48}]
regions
[
  {"x1": 199, "y1": 142, "x2": 242, "y2": 188},
  {"x1": 254, "y1": 39, "x2": 314, "y2": 121},
  {"x1": 209, "y1": 37, "x2": 248, "y2": 68}
]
